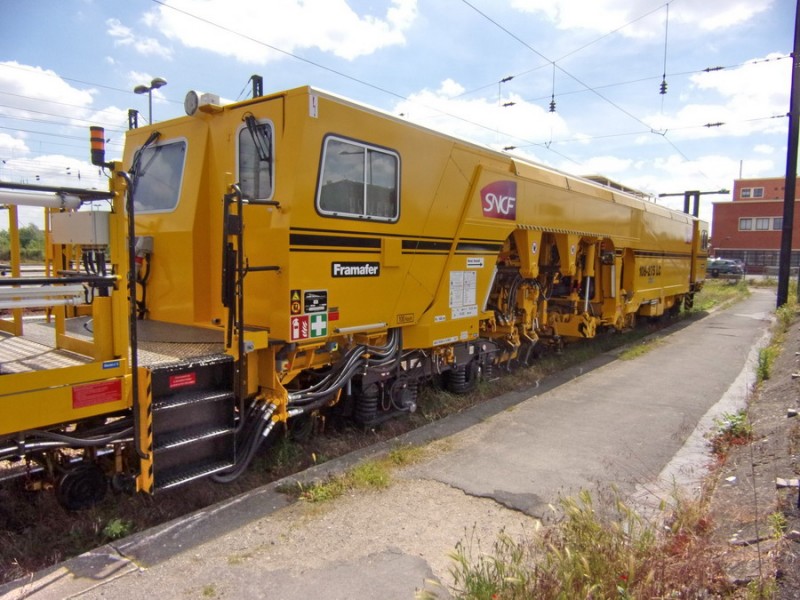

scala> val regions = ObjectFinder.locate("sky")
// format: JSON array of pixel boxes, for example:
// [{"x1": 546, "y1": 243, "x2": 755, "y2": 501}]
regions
[{"x1": 0, "y1": 0, "x2": 795, "y2": 231}]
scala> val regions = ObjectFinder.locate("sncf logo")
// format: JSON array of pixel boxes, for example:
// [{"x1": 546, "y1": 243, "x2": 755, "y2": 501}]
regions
[{"x1": 481, "y1": 180, "x2": 517, "y2": 220}]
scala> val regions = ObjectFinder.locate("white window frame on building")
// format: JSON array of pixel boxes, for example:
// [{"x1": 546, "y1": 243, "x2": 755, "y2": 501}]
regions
[
  {"x1": 755, "y1": 217, "x2": 770, "y2": 230},
  {"x1": 739, "y1": 217, "x2": 752, "y2": 230},
  {"x1": 740, "y1": 187, "x2": 765, "y2": 199},
  {"x1": 773, "y1": 217, "x2": 783, "y2": 230}
]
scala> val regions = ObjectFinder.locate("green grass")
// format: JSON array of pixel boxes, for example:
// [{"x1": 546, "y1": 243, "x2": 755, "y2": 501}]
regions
[
  {"x1": 690, "y1": 279, "x2": 750, "y2": 312},
  {"x1": 618, "y1": 338, "x2": 663, "y2": 361},
  {"x1": 284, "y1": 443, "x2": 425, "y2": 503}
]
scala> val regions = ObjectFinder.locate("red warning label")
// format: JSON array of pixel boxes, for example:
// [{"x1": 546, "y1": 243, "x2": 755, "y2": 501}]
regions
[
  {"x1": 290, "y1": 315, "x2": 309, "y2": 341},
  {"x1": 72, "y1": 379, "x2": 122, "y2": 409},
  {"x1": 169, "y1": 372, "x2": 197, "y2": 390}
]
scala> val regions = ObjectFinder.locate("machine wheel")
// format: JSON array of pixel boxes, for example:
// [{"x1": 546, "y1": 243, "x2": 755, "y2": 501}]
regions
[{"x1": 56, "y1": 463, "x2": 107, "y2": 511}]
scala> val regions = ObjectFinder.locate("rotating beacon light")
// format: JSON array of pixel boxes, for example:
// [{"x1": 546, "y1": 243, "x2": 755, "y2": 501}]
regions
[{"x1": 90, "y1": 126, "x2": 111, "y2": 168}]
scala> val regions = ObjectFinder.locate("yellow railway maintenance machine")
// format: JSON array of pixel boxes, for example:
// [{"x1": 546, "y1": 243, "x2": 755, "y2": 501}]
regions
[{"x1": 0, "y1": 82, "x2": 708, "y2": 508}]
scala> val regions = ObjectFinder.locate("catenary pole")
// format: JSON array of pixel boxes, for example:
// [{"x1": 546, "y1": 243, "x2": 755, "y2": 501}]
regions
[{"x1": 778, "y1": 0, "x2": 800, "y2": 307}]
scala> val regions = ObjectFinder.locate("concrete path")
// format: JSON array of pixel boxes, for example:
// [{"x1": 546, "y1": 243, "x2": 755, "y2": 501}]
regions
[{"x1": 0, "y1": 289, "x2": 776, "y2": 600}]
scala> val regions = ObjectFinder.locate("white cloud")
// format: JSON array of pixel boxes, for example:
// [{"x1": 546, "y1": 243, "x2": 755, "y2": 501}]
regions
[
  {"x1": 0, "y1": 61, "x2": 95, "y2": 123},
  {"x1": 754, "y1": 144, "x2": 774, "y2": 155},
  {"x1": 145, "y1": 0, "x2": 418, "y2": 64},
  {"x1": 510, "y1": 0, "x2": 772, "y2": 38},
  {"x1": 106, "y1": 17, "x2": 173, "y2": 59},
  {"x1": 0, "y1": 133, "x2": 29, "y2": 157}
]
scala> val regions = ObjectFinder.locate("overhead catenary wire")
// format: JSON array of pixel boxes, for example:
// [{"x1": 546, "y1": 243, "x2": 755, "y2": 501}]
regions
[{"x1": 456, "y1": 0, "x2": 721, "y2": 179}]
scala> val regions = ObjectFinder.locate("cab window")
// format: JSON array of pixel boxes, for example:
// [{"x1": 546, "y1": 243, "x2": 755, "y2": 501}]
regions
[
  {"x1": 317, "y1": 136, "x2": 399, "y2": 222},
  {"x1": 238, "y1": 119, "x2": 274, "y2": 200},
  {"x1": 132, "y1": 140, "x2": 186, "y2": 213}
]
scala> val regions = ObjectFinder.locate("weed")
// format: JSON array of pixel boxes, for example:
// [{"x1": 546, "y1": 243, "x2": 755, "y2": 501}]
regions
[
  {"x1": 289, "y1": 457, "x2": 396, "y2": 503},
  {"x1": 201, "y1": 583, "x2": 217, "y2": 597},
  {"x1": 710, "y1": 410, "x2": 753, "y2": 457},
  {"x1": 618, "y1": 338, "x2": 662, "y2": 361},
  {"x1": 746, "y1": 576, "x2": 778, "y2": 599},
  {"x1": 776, "y1": 303, "x2": 796, "y2": 333},
  {"x1": 349, "y1": 461, "x2": 390, "y2": 489},
  {"x1": 296, "y1": 477, "x2": 348, "y2": 503},
  {"x1": 430, "y1": 489, "x2": 729, "y2": 600},
  {"x1": 756, "y1": 346, "x2": 778, "y2": 382},
  {"x1": 767, "y1": 511, "x2": 788, "y2": 540},
  {"x1": 388, "y1": 444, "x2": 424, "y2": 466},
  {"x1": 101, "y1": 518, "x2": 132, "y2": 540},
  {"x1": 690, "y1": 279, "x2": 750, "y2": 313},
  {"x1": 269, "y1": 435, "x2": 303, "y2": 471},
  {"x1": 227, "y1": 551, "x2": 253, "y2": 565}
]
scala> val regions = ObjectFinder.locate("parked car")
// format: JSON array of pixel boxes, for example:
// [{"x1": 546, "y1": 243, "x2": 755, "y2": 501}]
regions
[{"x1": 707, "y1": 258, "x2": 744, "y2": 278}]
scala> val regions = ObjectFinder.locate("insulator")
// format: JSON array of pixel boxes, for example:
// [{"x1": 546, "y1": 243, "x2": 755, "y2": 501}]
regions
[
  {"x1": 659, "y1": 79, "x2": 668, "y2": 95},
  {"x1": 549, "y1": 98, "x2": 556, "y2": 113}
]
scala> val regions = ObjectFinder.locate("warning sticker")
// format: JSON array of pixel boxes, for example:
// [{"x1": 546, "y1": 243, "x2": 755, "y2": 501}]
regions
[
  {"x1": 169, "y1": 372, "x2": 197, "y2": 390},
  {"x1": 449, "y1": 270, "x2": 478, "y2": 320},
  {"x1": 290, "y1": 315, "x2": 310, "y2": 341},
  {"x1": 290, "y1": 289, "x2": 302, "y2": 315},
  {"x1": 72, "y1": 379, "x2": 122, "y2": 409},
  {"x1": 449, "y1": 270, "x2": 477, "y2": 308}
]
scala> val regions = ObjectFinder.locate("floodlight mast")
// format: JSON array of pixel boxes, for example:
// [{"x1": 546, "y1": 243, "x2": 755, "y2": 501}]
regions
[{"x1": 133, "y1": 77, "x2": 167, "y2": 123}]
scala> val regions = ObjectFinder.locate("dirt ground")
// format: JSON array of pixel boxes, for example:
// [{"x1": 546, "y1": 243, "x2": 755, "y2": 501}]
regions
[{"x1": 707, "y1": 313, "x2": 800, "y2": 597}]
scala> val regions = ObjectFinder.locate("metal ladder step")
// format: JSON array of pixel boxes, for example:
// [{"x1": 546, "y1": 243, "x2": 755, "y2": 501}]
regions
[
  {"x1": 153, "y1": 389, "x2": 234, "y2": 412},
  {"x1": 155, "y1": 460, "x2": 235, "y2": 491},
  {"x1": 154, "y1": 425, "x2": 234, "y2": 452}
]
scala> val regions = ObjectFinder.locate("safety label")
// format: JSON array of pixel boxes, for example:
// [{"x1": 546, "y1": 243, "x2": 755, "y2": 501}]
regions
[
  {"x1": 290, "y1": 289, "x2": 302, "y2": 315},
  {"x1": 291, "y1": 314, "x2": 328, "y2": 340},
  {"x1": 304, "y1": 290, "x2": 327, "y2": 313},
  {"x1": 291, "y1": 315, "x2": 309, "y2": 341},
  {"x1": 72, "y1": 379, "x2": 122, "y2": 409},
  {"x1": 310, "y1": 313, "x2": 328, "y2": 337},
  {"x1": 169, "y1": 372, "x2": 197, "y2": 390},
  {"x1": 449, "y1": 270, "x2": 477, "y2": 319}
]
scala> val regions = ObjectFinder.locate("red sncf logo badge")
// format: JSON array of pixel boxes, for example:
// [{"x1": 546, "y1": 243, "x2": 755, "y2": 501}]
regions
[{"x1": 481, "y1": 180, "x2": 517, "y2": 220}]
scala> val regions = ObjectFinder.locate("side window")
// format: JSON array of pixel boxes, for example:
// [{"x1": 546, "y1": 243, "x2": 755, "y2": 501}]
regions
[
  {"x1": 238, "y1": 120, "x2": 273, "y2": 200},
  {"x1": 132, "y1": 140, "x2": 186, "y2": 213},
  {"x1": 701, "y1": 230, "x2": 709, "y2": 250},
  {"x1": 317, "y1": 136, "x2": 399, "y2": 222}
]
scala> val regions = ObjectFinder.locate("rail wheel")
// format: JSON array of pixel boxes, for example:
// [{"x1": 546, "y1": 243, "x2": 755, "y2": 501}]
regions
[{"x1": 56, "y1": 463, "x2": 107, "y2": 511}]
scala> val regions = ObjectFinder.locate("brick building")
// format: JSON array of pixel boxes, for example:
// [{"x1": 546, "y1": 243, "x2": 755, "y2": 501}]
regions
[{"x1": 711, "y1": 176, "x2": 800, "y2": 273}]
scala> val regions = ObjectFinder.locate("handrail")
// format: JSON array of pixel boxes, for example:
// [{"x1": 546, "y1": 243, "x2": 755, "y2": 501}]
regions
[
  {"x1": 0, "y1": 180, "x2": 114, "y2": 201},
  {"x1": 0, "y1": 275, "x2": 116, "y2": 287}
]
